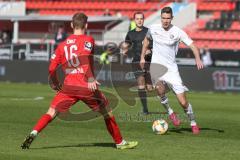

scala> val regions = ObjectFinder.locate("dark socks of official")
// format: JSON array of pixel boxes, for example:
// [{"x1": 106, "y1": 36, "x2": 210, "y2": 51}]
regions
[{"x1": 138, "y1": 89, "x2": 148, "y2": 113}]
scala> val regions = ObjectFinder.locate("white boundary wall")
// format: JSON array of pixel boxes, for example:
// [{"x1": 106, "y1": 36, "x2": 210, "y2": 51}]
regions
[{"x1": 0, "y1": 2, "x2": 26, "y2": 16}]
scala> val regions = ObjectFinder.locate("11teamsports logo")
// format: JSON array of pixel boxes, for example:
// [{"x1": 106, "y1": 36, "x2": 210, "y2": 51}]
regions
[{"x1": 212, "y1": 71, "x2": 240, "y2": 91}]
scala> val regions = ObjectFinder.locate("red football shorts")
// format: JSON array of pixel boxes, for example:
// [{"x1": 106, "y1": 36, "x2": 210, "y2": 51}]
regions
[{"x1": 50, "y1": 89, "x2": 109, "y2": 113}]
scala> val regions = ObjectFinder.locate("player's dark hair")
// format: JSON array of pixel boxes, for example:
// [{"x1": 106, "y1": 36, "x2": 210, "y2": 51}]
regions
[
  {"x1": 133, "y1": 11, "x2": 144, "y2": 19},
  {"x1": 161, "y1": 7, "x2": 173, "y2": 17},
  {"x1": 72, "y1": 13, "x2": 88, "y2": 29}
]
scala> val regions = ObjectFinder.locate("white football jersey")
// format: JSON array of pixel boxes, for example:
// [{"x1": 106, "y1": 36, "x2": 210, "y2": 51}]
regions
[{"x1": 147, "y1": 24, "x2": 193, "y2": 71}]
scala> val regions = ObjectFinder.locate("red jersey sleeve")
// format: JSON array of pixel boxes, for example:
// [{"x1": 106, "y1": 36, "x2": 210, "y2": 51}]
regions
[{"x1": 49, "y1": 45, "x2": 62, "y2": 74}]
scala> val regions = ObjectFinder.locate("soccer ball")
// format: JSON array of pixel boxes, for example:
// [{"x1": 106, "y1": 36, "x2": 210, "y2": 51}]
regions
[{"x1": 152, "y1": 119, "x2": 168, "y2": 135}]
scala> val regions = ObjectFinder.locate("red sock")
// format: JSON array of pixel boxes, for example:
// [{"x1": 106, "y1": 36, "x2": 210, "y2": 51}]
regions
[
  {"x1": 104, "y1": 116, "x2": 123, "y2": 144},
  {"x1": 33, "y1": 114, "x2": 52, "y2": 133}
]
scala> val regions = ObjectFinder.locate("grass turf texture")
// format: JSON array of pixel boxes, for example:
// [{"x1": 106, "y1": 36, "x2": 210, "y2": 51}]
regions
[{"x1": 0, "y1": 82, "x2": 240, "y2": 160}]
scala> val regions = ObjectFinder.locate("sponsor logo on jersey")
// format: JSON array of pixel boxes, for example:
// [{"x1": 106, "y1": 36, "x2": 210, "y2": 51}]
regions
[
  {"x1": 170, "y1": 34, "x2": 174, "y2": 39},
  {"x1": 84, "y1": 41, "x2": 92, "y2": 51},
  {"x1": 67, "y1": 39, "x2": 76, "y2": 44}
]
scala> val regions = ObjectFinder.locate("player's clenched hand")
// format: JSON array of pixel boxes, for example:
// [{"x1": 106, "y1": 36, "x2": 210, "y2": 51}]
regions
[
  {"x1": 119, "y1": 41, "x2": 129, "y2": 56},
  {"x1": 88, "y1": 78, "x2": 101, "y2": 91},
  {"x1": 140, "y1": 58, "x2": 145, "y2": 69},
  {"x1": 195, "y1": 58, "x2": 204, "y2": 70}
]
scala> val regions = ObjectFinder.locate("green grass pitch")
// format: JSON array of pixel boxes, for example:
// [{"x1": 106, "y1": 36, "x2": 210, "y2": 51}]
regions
[{"x1": 0, "y1": 82, "x2": 240, "y2": 160}]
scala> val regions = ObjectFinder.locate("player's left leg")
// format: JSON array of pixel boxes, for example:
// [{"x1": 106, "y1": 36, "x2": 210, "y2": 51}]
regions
[
  {"x1": 176, "y1": 92, "x2": 200, "y2": 134},
  {"x1": 132, "y1": 61, "x2": 149, "y2": 114},
  {"x1": 136, "y1": 75, "x2": 149, "y2": 114},
  {"x1": 99, "y1": 108, "x2": 138, "y2": 149},
  {"x1": 99, "y1": 108, "x2": 123, "y2": 145},
  {"x1": 155, "y1": 81, "x2": 180, "y2": 126},
  {"x1": 144, "y1": 61, "x2": 154, "y2": 92},
  {"x1": 86, "y1": 91, "x2": 138, "y2": 149}
]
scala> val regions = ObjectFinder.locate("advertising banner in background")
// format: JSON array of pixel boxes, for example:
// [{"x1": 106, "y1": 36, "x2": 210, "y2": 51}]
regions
[{"x1": 0, "y1": 60, "x2": 239, "y2": 92}]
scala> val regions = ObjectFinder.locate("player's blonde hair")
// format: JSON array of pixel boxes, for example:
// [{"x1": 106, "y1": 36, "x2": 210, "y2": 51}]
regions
[{"x1": 72, "y1": 13, "x2": 88, "y2": 29}]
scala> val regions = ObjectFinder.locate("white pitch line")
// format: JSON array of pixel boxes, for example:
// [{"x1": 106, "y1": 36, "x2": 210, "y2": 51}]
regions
[{"x1": 0, "y1": 96, "x2": 45, "y2": 101}]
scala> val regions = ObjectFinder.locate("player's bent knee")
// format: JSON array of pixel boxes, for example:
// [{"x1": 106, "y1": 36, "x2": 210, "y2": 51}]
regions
[
  {"x1": 156, "y1": 87, "x2": 165, "y2": 95},
  {"x1": 46, "y1": 108, "x2": 58, "y2": 118},
  {"x1": 179, "y1": 100, "x2": 188, "y2": 108},
  {"x1": 106, "y1": 111, "x2": 113, "y2": 118},
  {"x1": 99, "y1": 109, "x2": 113, "y2": 118}
]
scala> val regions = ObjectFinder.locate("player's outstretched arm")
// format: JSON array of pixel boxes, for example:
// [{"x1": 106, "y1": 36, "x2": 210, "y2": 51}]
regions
[
  {"x1": 140, "y1": 37, "x2": 149, "y2": 69},
  {"x1": 189, "y1": 43, "x2": 204, "y2": 70}
]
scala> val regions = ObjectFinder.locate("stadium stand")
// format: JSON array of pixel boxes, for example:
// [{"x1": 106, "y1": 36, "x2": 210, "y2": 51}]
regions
[
  {"x1": 25, "y1": 1, "x2": 163, "y2": 18},
  {"x1": 23, "y1": 0, "x2": 240, "y2": 50},
  {"x1": 1, "y1": 0, "x2": 239, "y2": 66},
  {"x1": 182, "y1": 0, "x2": 240, "y2": 50}
]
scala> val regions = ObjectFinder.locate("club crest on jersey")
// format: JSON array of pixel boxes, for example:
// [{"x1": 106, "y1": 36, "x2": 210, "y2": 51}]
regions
[
  {"x1": 84, "y1": 42, "x2": 92, "y2": 51},
  {"x1": 170, "y1": 34, "x2": 174, "y2": 39}
]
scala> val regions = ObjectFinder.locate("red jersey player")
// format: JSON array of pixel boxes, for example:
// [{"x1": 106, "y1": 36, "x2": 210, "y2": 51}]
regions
[{"x1": 21, "y1": 13, "x2": 138, "y2": 150}]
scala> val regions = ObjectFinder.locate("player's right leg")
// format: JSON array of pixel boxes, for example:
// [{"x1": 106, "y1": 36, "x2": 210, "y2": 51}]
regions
[
  {"x1": 21, "y1": 92, "x2": 76, "y2": 149},
  {"x1": 21, "y1": 108, "x2": 57, "y2": 149},
  {"x1": 155, "y1": 81, "x2": 180, "y2": 127}
]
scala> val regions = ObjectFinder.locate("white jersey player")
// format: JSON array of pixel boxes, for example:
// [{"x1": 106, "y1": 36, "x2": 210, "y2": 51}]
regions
[{"x1": 140, "y1": 7, "x2": 204, "y2": 134}]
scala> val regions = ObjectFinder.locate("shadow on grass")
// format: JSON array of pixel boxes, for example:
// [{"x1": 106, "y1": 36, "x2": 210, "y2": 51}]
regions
[
  {"x1": 169, "y1": 127, "x2": 224, "y2": 134},
  {"x1": 147, "y1": 111, "x2": 168, "y2": 115},
  {"x1": 31, "y1": 142, "x2": 115, "y2": 150}
]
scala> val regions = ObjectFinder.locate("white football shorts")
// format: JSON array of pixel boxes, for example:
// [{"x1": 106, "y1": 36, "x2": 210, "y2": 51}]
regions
[{"x1": 151, "y1": 70, "x2": 189, "y2": 94}]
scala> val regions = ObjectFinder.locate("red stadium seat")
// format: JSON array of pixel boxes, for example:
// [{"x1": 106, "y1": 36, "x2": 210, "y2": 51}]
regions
[
  {"x1": 197, "y1": 2, "x2": 235, "y2": 11},
  {"x1": 26, "y1": 1, "x2": 163, "y2": 18},
  {"x1": 230, "y1": 21, "x2": 240, "y2": 31}
]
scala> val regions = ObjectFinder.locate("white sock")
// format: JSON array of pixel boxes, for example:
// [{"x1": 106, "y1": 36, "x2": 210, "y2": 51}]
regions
[
  {"x1": 30, "y1": 130, "x2": 38, "y2": 136},
  {"x1": 191, "y1": 121, "x2": 197, "y2": 126},
  {"x1": 185, "y1": 103, "x2": 197, "y2": 126},
  {"x1": 117, "y1": 139, "x2": 127, "y2": 145},
  {"x1": 167, "y1": 108, "x2": 174, "y2": 115},
  {"x1": 159, "y1": 96, "x2": 174, "y2": 115}
]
